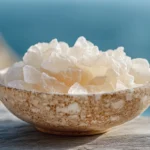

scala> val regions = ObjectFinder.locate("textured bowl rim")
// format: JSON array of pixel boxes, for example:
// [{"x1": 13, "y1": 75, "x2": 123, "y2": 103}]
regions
[{"x1": 0, "y1": 83, "x2": 148, "y2": 97}]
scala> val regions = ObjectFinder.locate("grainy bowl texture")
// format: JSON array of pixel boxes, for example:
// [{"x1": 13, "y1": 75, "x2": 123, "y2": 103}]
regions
[{"x1": 0, "y1": 84, "x2": 150, "y2": 135}]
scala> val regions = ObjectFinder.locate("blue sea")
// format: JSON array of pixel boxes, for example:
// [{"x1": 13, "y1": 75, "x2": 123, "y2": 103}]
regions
[{"x1": 0, "y1": 0, "x2": 149, "y2": 116}]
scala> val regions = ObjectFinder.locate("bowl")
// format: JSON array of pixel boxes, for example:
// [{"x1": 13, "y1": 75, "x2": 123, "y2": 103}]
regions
[{"x1": 0, "y1": 83, "x2": 150, "y2": 136}]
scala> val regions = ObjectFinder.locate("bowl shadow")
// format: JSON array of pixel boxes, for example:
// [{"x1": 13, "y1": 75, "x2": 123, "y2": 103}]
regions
[{"x1": 0, "y1": 121, "x2": 101, "y2": 150}]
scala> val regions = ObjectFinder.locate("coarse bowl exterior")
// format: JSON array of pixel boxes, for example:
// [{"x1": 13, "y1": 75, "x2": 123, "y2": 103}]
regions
[{"x1": 0, "y1": 84, "x2": 150, "y2": 136}]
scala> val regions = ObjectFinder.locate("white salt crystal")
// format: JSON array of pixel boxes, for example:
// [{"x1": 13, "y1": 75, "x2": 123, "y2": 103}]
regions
[
  {"x1": 132, "y1": 58, "x2": 149, "y2": 69},
  {"x1": 34, "y1": 42, "x2": 50, "y2": 52},
  {"x1": 23, "y1": 46, "x2": 42, "y2": 68},
  {"x1": 116, "y1": 80, "x2": 127, "y2": 90},
  {"x1": 23, "y1": 65, "x2": 41, "y2": 84},
  {"x1": 41, "y1": 72, "x2": 68, "y2": 93},
  {"x1": 89, "y1": 76, "x2": 106, "y2": 85},
  {"x1": 49, "y1": 39, "x2": 59, "y2": 49},
  {"x1": 7, "y1": 80, "x2": 32, "y2": 90},
  {"x1": 130, "y1": 58, "x2": 150, "y2": 84},
  {"x1": 119, "y1": 73, "x2": 134, "y2": 87},
  {"x1": 55, "y1": 67, "x2": 82, "y2": 86},
  {"x1": 70, "y1": 37, "x2": 99, "y2": 66},
  {"x1": 86, "y1": 85, "x2": 102, "y2": 93},
  {"x1": 58, "y1": 42, "x2": 69, "y2": 53},
  {"x1": 4, "y1": 62, "x2": 24, "y2": 85},
  {"x1": 41, "y1": 52, "x2": 73, "y2": 73},
  {"x1": 68, "y1": 82, "x2": 88, "y2": 94},
  {"x1": 74, "y1": 36, "x2": 88, "y2": 48}
]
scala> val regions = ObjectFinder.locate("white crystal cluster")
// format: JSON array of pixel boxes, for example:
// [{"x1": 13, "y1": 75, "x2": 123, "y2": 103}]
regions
[{"x1": 2, "y1": 37, "x2": 150, "y2": 94}]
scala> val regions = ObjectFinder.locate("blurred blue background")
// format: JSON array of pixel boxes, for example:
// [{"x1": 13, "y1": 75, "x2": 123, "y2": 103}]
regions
[{"x1": 0, "y1": 0, "x2": 149, "y2": 116}]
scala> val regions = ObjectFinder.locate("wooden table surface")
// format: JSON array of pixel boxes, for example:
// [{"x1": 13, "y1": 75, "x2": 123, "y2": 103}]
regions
[{"x1": 0, "y1": 104, "x2": 150, "y2": 150}]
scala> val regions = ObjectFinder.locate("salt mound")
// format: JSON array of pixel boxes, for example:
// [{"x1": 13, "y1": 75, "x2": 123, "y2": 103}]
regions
[{"x1": 2, "y1": 36, "x2": 150, "y2": 94}]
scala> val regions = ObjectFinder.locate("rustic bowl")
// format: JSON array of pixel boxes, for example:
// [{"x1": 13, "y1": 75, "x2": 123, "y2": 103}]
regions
[{"x1": 0, "y1": 84, "x2": 150, "y2": 136}]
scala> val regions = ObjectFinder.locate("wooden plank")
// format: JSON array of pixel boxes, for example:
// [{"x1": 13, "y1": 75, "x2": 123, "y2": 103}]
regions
[{"x1": 0, "y1": 104, "x2": 150, "y2": 150}]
